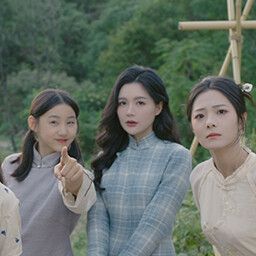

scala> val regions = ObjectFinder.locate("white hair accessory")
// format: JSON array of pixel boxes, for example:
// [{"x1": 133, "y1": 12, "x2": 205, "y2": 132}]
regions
[{"x1": 241, "y1": 83, "x2": 253, "y2": 93}]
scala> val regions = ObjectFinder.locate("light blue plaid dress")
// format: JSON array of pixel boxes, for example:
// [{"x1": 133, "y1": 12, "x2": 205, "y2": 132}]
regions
[{"x1": 87, "y1": 132, "x2": 192, "y2": 256}]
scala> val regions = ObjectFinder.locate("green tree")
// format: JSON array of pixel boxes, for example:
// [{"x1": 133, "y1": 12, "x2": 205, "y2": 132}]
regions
[{"x1": 0, "y1": 0, "x2": 23, "y2": 151}]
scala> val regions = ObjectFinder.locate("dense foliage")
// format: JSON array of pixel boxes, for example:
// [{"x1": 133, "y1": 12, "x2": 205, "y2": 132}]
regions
[{"x1": 1, "y1": 0, "x2": 256, "y2": 254}]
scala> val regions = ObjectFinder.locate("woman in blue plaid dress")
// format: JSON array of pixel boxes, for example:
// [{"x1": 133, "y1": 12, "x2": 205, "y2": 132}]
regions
[{"x1": 87, "y1": 65, "x2": 192, "y2": 256}]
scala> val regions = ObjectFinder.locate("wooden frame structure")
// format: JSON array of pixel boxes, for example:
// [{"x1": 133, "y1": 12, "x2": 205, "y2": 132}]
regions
[{"x1": 178, "y1": 0, "x2": 256, "y2": 157}]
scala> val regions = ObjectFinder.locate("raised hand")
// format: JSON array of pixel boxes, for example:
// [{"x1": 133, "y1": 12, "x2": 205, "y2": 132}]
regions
[{"x1": 54, "y1": 146, "x2": 83, "y2": 196}]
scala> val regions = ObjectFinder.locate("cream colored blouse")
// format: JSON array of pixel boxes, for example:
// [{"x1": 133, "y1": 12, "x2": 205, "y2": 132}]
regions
[
  {"x1": 0, "y1": 183, "x2": 22, "y2": 256},
  {"x1": 190, "y1": 148, "x2": 256, "y2": 256}
]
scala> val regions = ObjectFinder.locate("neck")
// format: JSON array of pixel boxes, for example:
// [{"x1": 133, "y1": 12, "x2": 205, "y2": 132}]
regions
[{"x1": 210, "y1": 144, "x2": 248, "y2": 178}]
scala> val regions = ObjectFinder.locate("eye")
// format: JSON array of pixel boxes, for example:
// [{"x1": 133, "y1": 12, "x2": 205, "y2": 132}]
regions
[
  {"x1": 118, "y1": 101, "x2": 126, "y2": 106},
  {"x1": 194, "y1": 114, "x2": 204, "y2": 119},
  {"x1": 218, "y1": 109, "x2": 227, "y2": 115},
  {"x1": 137, "y1": 101, "x2": 145, "y2": 106},
  {"x1": 67, "y1": 121, "x2": 76, "y2": 126},
  {"x1": 50, "y1": 120, "x2": 58, "y2": 125}
]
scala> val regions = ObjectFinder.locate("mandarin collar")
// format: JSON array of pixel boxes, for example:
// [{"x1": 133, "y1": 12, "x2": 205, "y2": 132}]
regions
[
  {"x1": 32, "y1": 145, "x2": 61, "y2": 168},
  {"x1": 128, "y1": 132, "x2": 159, "y2": 150}
]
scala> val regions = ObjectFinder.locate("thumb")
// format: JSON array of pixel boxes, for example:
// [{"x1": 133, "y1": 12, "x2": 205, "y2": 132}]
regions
[
  {"x1": 61, "y1": 146, "x2": 69, "y2": 165},
  {"x1": 54, "y1": 163, "x2": 63, "y2": 180}
]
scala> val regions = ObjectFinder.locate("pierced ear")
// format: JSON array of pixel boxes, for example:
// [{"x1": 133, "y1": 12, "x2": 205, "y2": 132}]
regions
[
  {"x1": 242, "y1": 112, "x2": 248, "y2": 124},
  {"x1": 28, "y1": 115, "x2": 38, "y2": 132},
  {"x1": 155, "y1": 102, "x2": 163, "y2": 116}
]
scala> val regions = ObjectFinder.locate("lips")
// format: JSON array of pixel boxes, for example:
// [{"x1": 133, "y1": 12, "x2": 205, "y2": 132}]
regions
[
  {"x1": 126, "y1": 121, "x2": 138, "y2": 127},
  {"x1": 206, "y1": 133, "x2": 221, "y2": 138},
  {"x1": 56, "y1": 139, "x2": 68, "y2": 143}
]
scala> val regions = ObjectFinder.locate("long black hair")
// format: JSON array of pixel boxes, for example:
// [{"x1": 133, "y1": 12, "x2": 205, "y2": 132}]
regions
[
  {"x1": 0, "y1": 164, "x2": 4, "y2": 184},
  {"x1": 92, "y1": 65, "x2": 181, "y2": 190},
  {"x1": 11, "y1": 88, "x2": 83, "y2": 182}
]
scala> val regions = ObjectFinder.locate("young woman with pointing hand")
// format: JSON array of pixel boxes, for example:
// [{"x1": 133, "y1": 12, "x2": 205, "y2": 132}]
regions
[
  {"x1": 2, "y1": 89, "x2": 96, "y2": 256},
  {"x1": 55, "y1": 146, "x2": 84, "y2": 196}
]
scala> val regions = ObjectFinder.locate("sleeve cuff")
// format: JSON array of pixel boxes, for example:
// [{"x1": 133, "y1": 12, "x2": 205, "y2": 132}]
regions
[{"x1": 59, "y1": 169, "x2": 97, "y2": 214}]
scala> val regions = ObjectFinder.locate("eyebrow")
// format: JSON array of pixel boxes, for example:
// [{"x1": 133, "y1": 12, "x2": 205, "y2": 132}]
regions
[
  {"x1": 47, "y1": 115, "x2": 76, "y2": 119},
  {"x1": 193, "y1": 104, "x2": 228, "y2": 112},
  {"x1": 118, "y1": 96, "x2": 148, "y2": 100}
]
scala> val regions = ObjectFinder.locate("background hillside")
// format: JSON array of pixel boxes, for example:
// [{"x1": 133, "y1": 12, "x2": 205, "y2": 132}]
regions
[{"x1": 1, "y1": 0, "x2": 256, "y2": 255}]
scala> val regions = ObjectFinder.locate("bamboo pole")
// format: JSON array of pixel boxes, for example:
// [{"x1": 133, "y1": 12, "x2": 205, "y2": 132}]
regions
[
  {"x1": 236, "y1": 0, "x2": 243, "y2": 72},
  {"x1": 241, "y1": 0, "x2": 255, "y2": 20},
  {"x1": 219, "y1": 48, "x2": 232, "y2": 76},
  {"x1": 187, "y1": 0, "x2": 255, "y2": 156},
  {"x1": 189, "y1": 137, "x2": 199, "y2": 157},
  {"x1": 228, "y1": 0, "x2": 235, "y2": 20},
  {"x1": 243, "y1": 20, "x2": 256, "y2": 28},
  {"x1": 228, "y1": 0, "x2": 241, "y2": 83},
  {"x1": 178, "y1": 20, "x2": 256, "y2": 30},
  {"x1": 219, "y1": 0, "x2": 254, "y2": 77}
]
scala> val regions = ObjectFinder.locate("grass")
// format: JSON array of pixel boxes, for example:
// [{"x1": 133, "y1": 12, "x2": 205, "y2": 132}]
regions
[{"x1": 71, "y1": 213, "x2": 88, "y2": 256}]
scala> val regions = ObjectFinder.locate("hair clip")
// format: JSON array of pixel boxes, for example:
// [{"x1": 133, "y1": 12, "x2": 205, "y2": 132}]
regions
[{"x1": 241, "y1": 83, "x2": 253, "y2": 93}]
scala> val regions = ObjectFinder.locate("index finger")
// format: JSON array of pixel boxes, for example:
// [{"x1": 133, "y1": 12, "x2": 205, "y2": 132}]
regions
[{"x1": 61, "y1": 146, "x2": 69, "y2": 165}]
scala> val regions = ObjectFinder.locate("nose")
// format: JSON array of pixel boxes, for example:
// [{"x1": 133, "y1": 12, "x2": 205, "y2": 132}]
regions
[
  {"x1": 58, "y1": 124, "x2": 68, "y2": 135},
  {"x1": 127, "y1": 104, "x2": 135, "y2": 116},
  {"x1": 206, "y1": 116, "x2": 216, "y2": 128}
]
